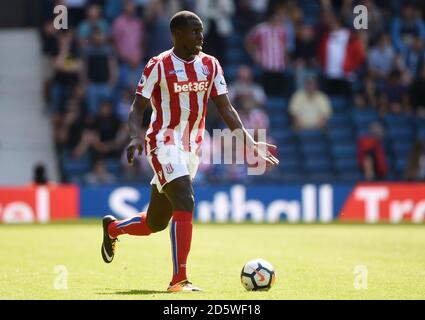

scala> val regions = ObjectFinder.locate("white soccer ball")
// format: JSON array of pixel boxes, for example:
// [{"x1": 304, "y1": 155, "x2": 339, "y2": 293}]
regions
[{"x1": 240, "y1": 258, "x2": 276, "y2": 291}]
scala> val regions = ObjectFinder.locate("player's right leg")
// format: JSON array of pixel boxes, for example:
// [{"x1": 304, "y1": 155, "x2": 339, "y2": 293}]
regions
[{"x1": 101, "y1": 185, "x2": 173, "y2": 263}]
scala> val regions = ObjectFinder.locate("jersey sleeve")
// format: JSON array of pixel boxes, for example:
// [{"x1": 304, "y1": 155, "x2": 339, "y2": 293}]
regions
[
  {"x1": 135, "y1": 58, "x2": 160, "y2": 99},
  {"x1": 210, "y1": 59, "x2": 228, "y2": 97}
]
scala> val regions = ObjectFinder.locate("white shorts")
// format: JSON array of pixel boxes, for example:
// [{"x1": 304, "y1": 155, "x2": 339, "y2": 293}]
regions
[{"x1": 147, "y1": 145, "x2": 200, "y2": 193}]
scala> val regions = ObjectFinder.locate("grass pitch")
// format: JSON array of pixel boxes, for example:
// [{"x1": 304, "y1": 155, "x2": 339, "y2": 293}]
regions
[{"x1": 1, "y1": 221, "x2": 424, "y2": 300}]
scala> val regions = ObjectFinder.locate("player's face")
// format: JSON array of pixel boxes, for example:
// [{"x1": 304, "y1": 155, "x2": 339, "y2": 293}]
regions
[{"x1": 179, "y1": 18, "x2": 204, "y2": 55}]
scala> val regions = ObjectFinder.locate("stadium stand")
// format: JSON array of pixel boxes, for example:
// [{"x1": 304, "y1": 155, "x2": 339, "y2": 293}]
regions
[{"x1": 37, "y1": 0, "x2": 425, "y2": 184}]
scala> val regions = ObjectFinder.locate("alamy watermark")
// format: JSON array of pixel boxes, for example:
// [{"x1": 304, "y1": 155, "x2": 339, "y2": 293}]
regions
[
  {"x1": 53, "y1": 265, "x2": 68, "y2": 290},
  {"x1": 353, "y1": 265, "x2": 368, "y2": 290},
  {"x1": 53, "y1": 5, "x2": 68, "y2": 30},
  {"x1": 353, "y1": 5, "x2": 368, "y2": 30},
  {"x1": 150, "y1": 126, "x2": 272, "y2": 176}
]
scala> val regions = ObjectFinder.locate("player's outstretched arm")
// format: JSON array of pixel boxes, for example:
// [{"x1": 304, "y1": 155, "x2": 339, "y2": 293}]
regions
[
  {"x1": 211, "y1": 94, "x2": 279, "y2": 166},
  {"x1": 126, "y1": 94, "x2": 151, "y2": 165}
]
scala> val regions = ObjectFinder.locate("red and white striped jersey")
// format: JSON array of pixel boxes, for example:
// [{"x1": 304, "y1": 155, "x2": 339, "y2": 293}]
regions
[
  {"x1": 247, "y1": 22, "x2": 288, "y2": 72},
  {"x1": 136, "y1": 49, "x2": 228, "y2": 155}
]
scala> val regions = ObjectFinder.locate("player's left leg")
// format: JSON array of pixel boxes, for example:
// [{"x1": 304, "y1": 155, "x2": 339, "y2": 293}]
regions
[
  {"x1": 107, "y1": 185, "x2": 173, "y2": 237},
  {"x1": 101, "y1": 185, "x2": 173, "y2": 264}
]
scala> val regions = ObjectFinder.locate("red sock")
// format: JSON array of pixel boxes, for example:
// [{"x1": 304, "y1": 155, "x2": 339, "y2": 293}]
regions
[
  {"x1": 108, "y1": 212, "x2": 152, "y2": 238},
  {"x1": 170, "y1": 211, "x2": 193, "y2": 285}
]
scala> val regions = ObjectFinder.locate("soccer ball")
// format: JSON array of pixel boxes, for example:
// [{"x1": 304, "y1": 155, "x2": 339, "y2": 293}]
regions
[{"x1": 240, "y1": 258, "x2": 276, "y2": 291}]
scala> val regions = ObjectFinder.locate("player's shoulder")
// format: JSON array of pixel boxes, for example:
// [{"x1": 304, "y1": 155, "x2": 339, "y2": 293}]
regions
[
  {"x1": 145, "y1": 49, "x2": 173, "y2": 69},
  {"x1": 199, "y1": 52, "x2": 221, "y2": 65}
]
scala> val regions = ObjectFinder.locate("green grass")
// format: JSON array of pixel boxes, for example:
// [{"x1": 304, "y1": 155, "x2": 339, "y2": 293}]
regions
[{"x1": 1, "y1": 221, "x2": 424, "y2": 300}]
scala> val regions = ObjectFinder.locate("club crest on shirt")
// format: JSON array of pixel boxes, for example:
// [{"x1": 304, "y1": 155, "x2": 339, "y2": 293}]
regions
[
  {"x1": 139, "y1": 75, "x2": 146, "y2": 86},
  {"x1": 201, "y1": 65, "x2": 210, "y2": 76},
  {"x1": 166, "y1": 163, "x2": 174, "y2": 174}
]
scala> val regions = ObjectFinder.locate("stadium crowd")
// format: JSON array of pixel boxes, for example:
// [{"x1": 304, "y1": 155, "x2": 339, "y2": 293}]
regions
[{"x1": 39, "y1": 0, "x2": 425, "y2": 184}]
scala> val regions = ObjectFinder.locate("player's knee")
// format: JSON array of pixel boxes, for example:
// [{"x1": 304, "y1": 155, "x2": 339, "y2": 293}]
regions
[{"x1": 147, "y1": 218, "x2": 169, "y2": 233}]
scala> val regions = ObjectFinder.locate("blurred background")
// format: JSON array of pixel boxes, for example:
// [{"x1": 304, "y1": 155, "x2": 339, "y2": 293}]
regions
[{"x1": 1, "y1": 0, "x2": 425, "y2": 223}]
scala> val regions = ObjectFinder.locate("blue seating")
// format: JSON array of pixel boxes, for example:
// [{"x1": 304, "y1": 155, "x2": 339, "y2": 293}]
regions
[
  {"x1": 328, "y1": 127, "x2": 354, "y2": 142},
  {"x1": 269, "y1": 112, "x2": 290, "y2": 127},
  {"x1": 334, "y1": 157, "x2": 358, "y2": 173},
  {"x1": 383, "y1": 113, "x2": 412, "y2": 127},
  {"x1": 306, "y1": 172, "x2": 336, "y2": 183},
  {"x1": 394, "y1": 156, "x2": 408, "y2": 173},
  {"x1": 63, "y1": 157, "x2": 91, "y2": 176},
  {"x1": 337, "y1": 172, "x2": 363, "y2": 182},
  {"x1": 105, "y1": 159, "x2": 122, "y2": 175},
  {"x1": 387, "y1": 126, "x2": 414, "y2": 140},
  {"x1": 330, "y1": 144, "x2": 357, "y2": 158},
  {"x1": 271, "y1": 128, "x2": 295, "y2": 144},
  {"x1": 225, "y1": 48, "x2": 246, "y2": 64},
  {"x1": 266, "y1": 97, "x2": 287, "y2": 112},
  {"x1": 280, "y1": 156, "x2": 302, "y2": 173},
  {"x1": 330, "y1": 95, "x2": 348, "y2": 112},
  {"x1": 300, "y1": 142, "x2": 328, "y2": 156},
  {"x1": 303, "y1": 156, "x2": 333, "y2": 173},
  {"x1": 279, "y1": 143, "x2": 298, "y2": 156},
  {"x1": 297, "y1": 130, "x2": 325, "y2": 143},
  {"x1": 391, "y1": 141, "x2": 412, "y2": 156},
  {"x1": 417, "y1": 126, "x2": 425, "y2": 140},
  {"x1": 329, "y1": 113, "x2": 351, "y2": 127},
  {"x1": 352, "y1": 109, "x2": 379, "y2": 127}
]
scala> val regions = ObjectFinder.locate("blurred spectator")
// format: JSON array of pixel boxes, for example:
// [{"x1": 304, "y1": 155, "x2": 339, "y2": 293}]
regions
[
  {"x1": 116, "y1": 53, "x2": 145, "y2": 93},
  {"x1": 84, "y1": 159, "x2": 117, "y2": 185},
  {"x1": 341, "y1": 0, "x2": 385, "y2": 48},
  {"x1": 233, "y1": 0, "x2": 263, "y2": 35},
  {"x1": 81, "y1": 28, "x2": 118, "y2": 115},
  {"x1": 228, "y1": 65, "x2": 266, "y2": 107},
  {"x1": 289, "y1": 76, "x2": 332, "y2": 131},
  {"x1": 382, "y1": 69, "x2": 408, "y2": 104},
  {"x1": 73, "y1": 100, "x2": 124, "y2": 159},
  {"x1": 55, "y1": 99, "x2": 86, "y2": 153},
  {"x1": 390, "y1": 1, "x2": 425, "y2": 57},
  {"x1": 77, "y1": 4, "x2": 110, "y2": 47},
  {"x1": 50, "y1": 29, "x2": 82, "y2": 113},
  {"x1": 362, "y1": 74, "x2": 378, "y2": 107},
  {"x1": 368, "y1": 32, "x2": 396, "y2": 81},
  {"x1": 112, "y1": 0, "x2": 144, "y2": 64},
  {"x1": 237, "y1": 96, "x2": 269, "y2": 132},
  {"x1": 104, "y1": 0, "x2": 124, "y2": 22},
  {"x1": 292, "y1": 23, "x2": 318, "y2": 89},
  {"x1": 41, "y1": 20, "x2": 59, "y2": 106},
  {"x1": 403, "y1": 34, "x2": 425, "y2": 80},
  {"x1": 409, "y1": 64, "x2": 425, "y2": 118},
  {"x1": 196, "y1": 0, "x2": 235, "y2": 64},
  {"x1": 116, "y1": 87, "x2": 133, "y2": 122},
  {"x1": 246, "y1": 2, "x2": 293, "y2": 95},
  {"x1": 405, "y1": 140, "x2": 425, "y2": 181},
  {"x1": 357, "y1": 122, "x2": 388, "y2": 181},
  {"x1": 32, "y1": 163, "x2": 49, "y2": 185},
  {"x1": 144, "y1": 0, "x2": 173, "y2": 59},
  {"x1": 318, "y1": 9, "x2": 365, "y2": 96}
]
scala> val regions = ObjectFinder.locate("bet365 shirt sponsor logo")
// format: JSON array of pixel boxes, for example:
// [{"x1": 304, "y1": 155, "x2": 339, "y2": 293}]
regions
[{"x1": 174, "y1": 81, "x2": 209, "y2": 93}]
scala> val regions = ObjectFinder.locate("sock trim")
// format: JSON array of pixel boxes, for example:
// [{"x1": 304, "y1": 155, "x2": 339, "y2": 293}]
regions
[
  {"x1": 171, "y1": 220, "x2": 178, "y2": 275},
  {"x1": 116, "y1": 215, "x2": 141, "y2": 228}
]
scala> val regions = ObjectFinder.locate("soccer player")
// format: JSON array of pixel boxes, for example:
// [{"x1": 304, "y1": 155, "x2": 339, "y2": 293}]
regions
[{"x1": 101, "y1": 11, "x2": 279, "y2": 292}]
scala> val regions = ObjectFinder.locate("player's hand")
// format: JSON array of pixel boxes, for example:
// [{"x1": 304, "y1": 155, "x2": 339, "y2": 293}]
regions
[
  {"x1": 253, "y1": 142, "x2": 279, "y2": 166},
  {"x1": 126, "y1": 137, "x2": 144, "y2": 166}
]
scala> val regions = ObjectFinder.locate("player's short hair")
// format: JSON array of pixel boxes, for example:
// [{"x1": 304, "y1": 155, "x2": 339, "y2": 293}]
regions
[{"x1": 169, "y1": 11, "x2": 201, "y2": 33}]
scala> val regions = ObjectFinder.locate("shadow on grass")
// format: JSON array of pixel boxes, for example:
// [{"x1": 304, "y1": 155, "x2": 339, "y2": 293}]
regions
[{"x1": 96, "y1": 289, "x2": 168, "y2": 295}]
